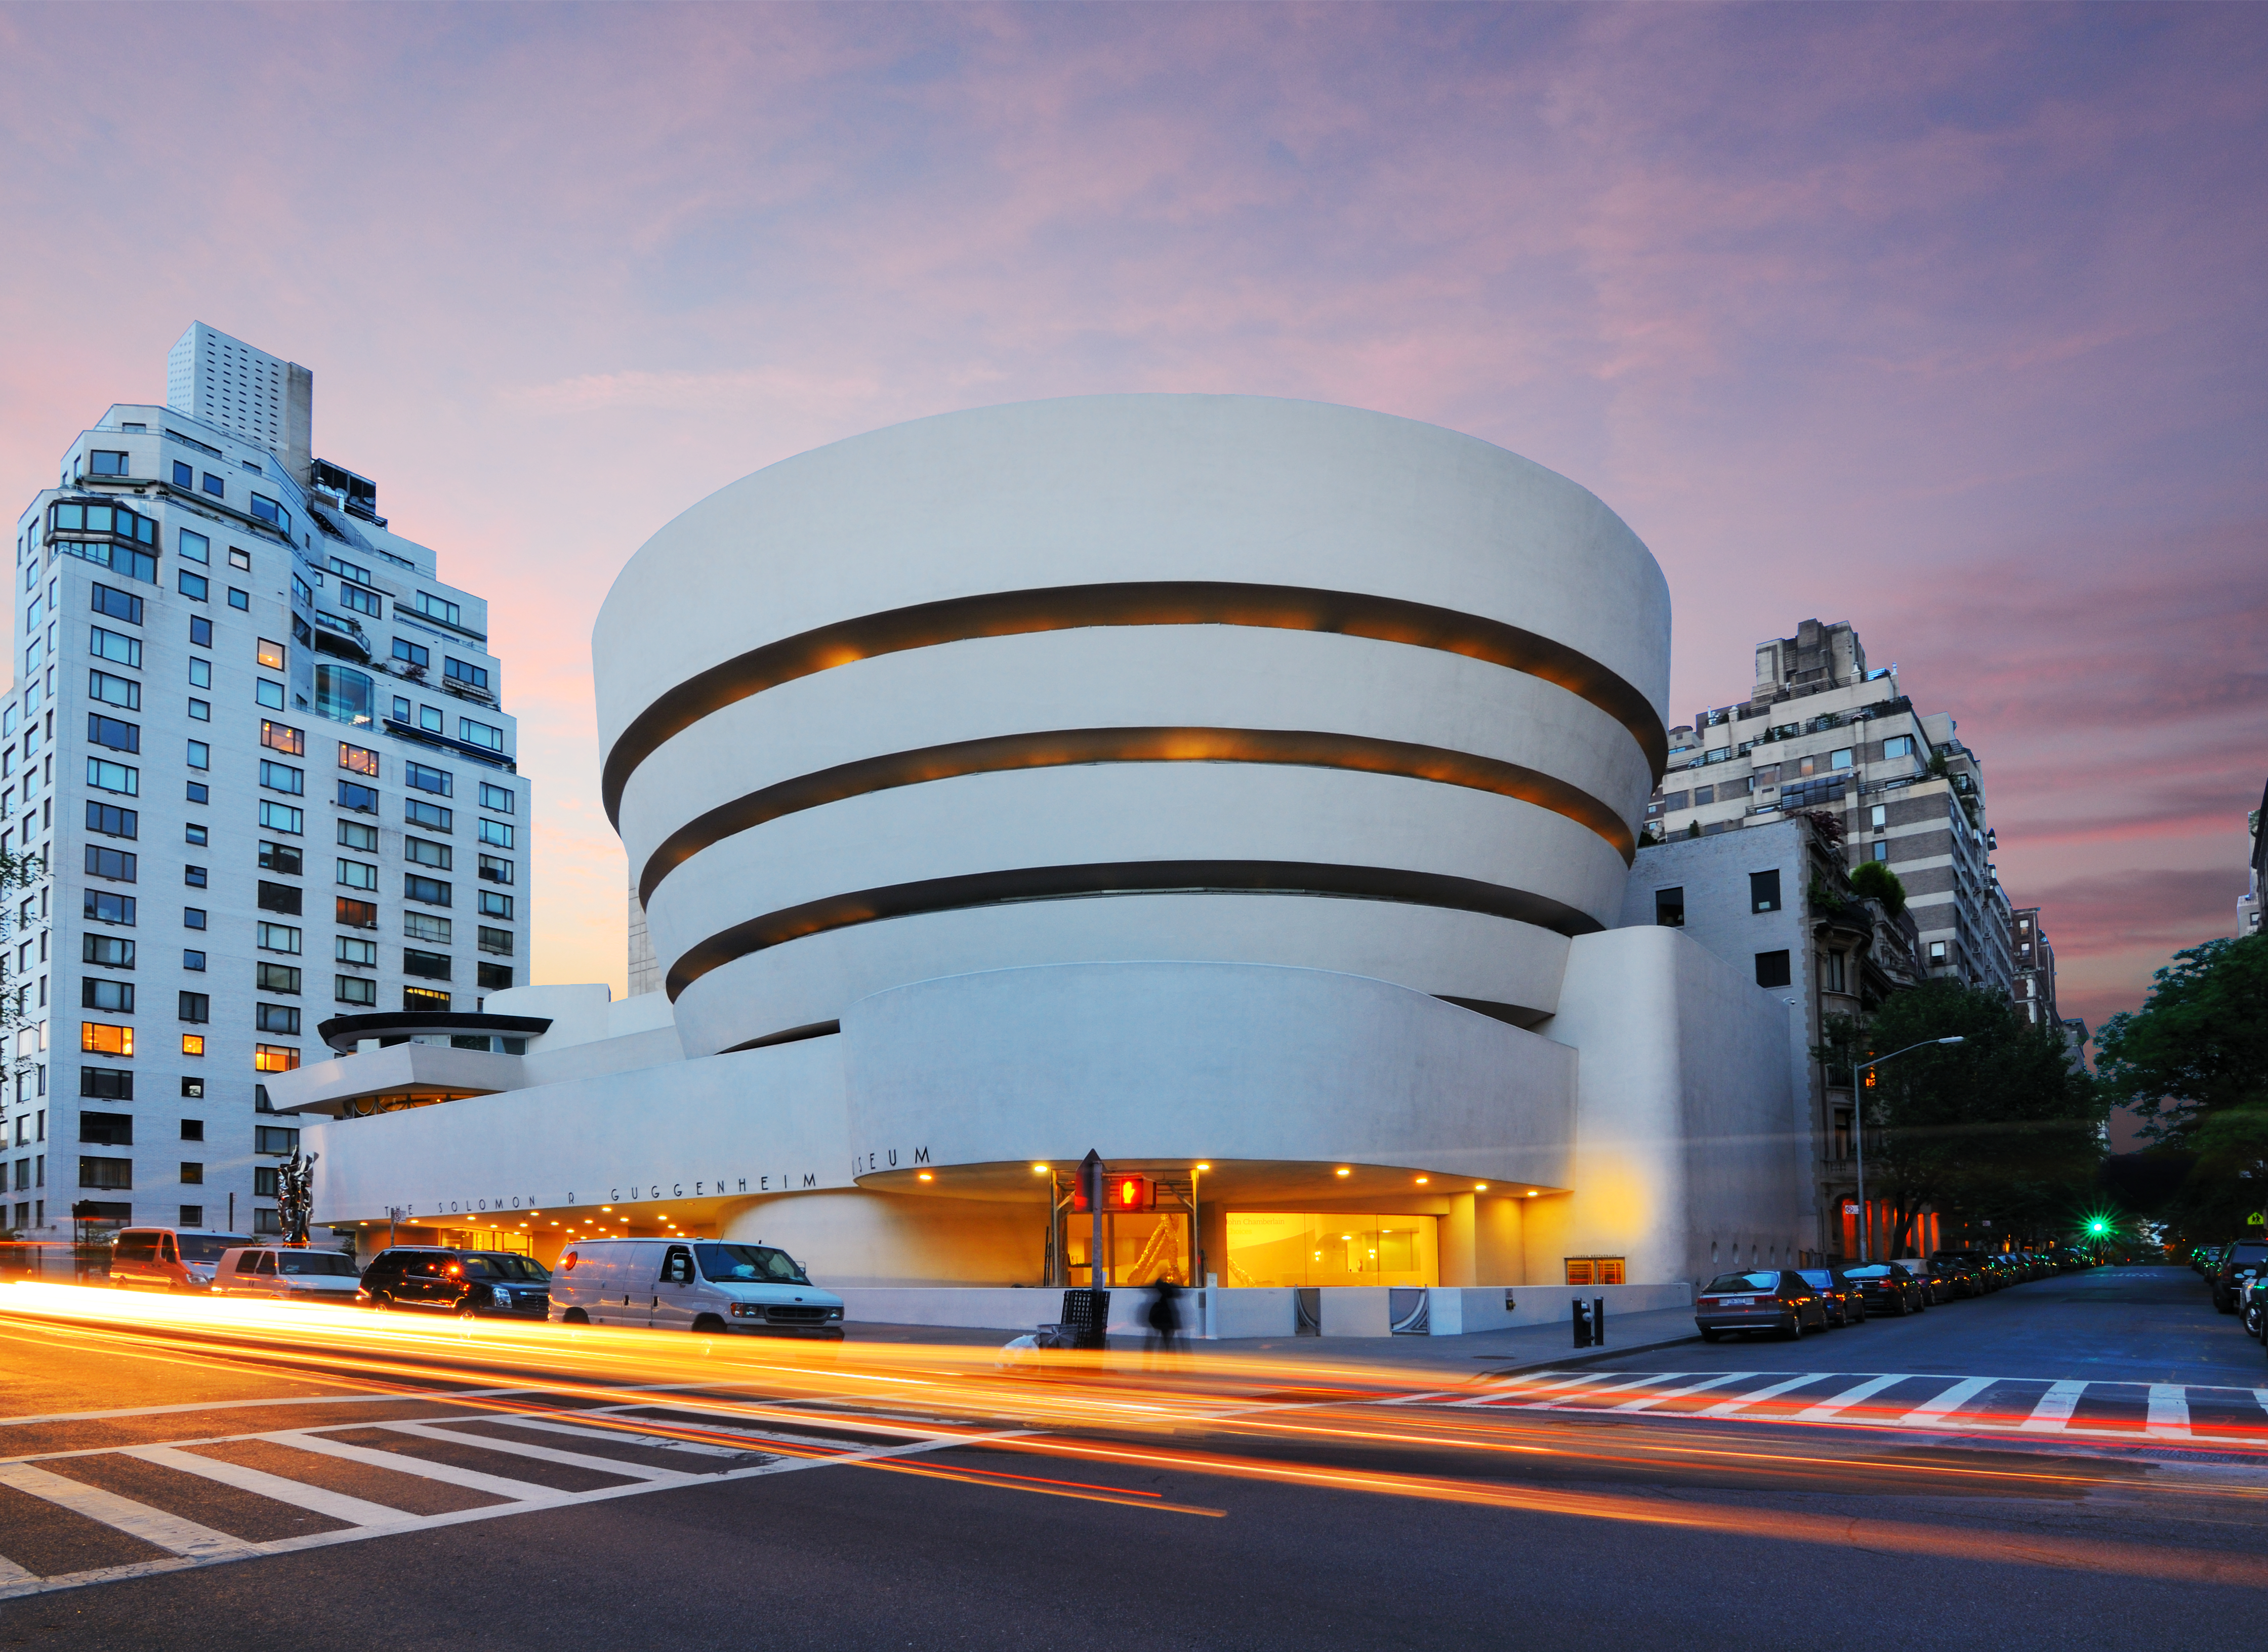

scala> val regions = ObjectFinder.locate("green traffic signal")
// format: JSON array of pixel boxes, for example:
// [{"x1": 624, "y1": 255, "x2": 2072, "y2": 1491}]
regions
[{"x1": 2087, "y1": 1219, "x2": 2110, "y2": 1235}]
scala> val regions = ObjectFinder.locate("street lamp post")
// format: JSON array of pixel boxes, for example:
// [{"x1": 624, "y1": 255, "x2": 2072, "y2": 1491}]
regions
[{"x1": 1852, "y1": 1036, "x2": 1966, "y2": 1262}]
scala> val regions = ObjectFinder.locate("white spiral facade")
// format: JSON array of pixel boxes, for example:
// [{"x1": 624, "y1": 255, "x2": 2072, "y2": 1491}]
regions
[{"x1": 595, "y1": 394, "x2": 1670, "y2": 1056}]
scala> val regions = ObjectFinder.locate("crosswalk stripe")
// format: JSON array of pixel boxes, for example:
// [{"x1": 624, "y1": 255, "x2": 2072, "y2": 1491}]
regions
[
  {"x1": 1793, "y1": 1374, "x2": 1909, "y2": 1421},
  {"x1": 1516, "y1": 1372, "x2": 1679, "y2": 1410},
  {"x1": 266, "y1": 1433, "x2": 567, "y2": 1502},
  {"x1": 1898, "y1": 1376, "x2": 1996, "y2": 1426},
  {"x1": 0, "y1": 1462, "x2": 256, "y2": 1560},
  {"x1": 1697, "y1": 1373, "x2": 1831, "y2": 1417},
  {"x1": 2020, "y1": 1381, "x2": 2085, "y2": 1431},
  {"x1": 118, "y1": 1446, "x2": 413, "y2": 1529},
  {"x1": 1612, "y1": 1372, "x2": 1757, "y2": 1412},
  {"x1": 2147, "y1": 1385, "x2": 2191, "y2": 1438},
  {"x1": 485, "y1": 1417, "x2": 750, "y2": 1457},
  {"x1": 378, "y1": 1422, "x2": 693, "y2": 1483}
]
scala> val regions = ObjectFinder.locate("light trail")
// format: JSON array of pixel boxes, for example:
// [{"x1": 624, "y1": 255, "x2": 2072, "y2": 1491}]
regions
[{"x1": 5, "y1": 1282, "x2": 2266, "y2": 1588}]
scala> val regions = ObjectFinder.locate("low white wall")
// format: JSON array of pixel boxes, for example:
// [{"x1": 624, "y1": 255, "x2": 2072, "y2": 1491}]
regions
[{"x1": 1423, "y1": 1281, "x2": 1693, "y2": 1336}]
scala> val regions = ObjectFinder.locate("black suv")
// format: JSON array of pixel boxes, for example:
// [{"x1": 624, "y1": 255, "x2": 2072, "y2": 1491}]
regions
[{"x1": 357, "y1": 1247, "x2": 552, "y2": 1317}]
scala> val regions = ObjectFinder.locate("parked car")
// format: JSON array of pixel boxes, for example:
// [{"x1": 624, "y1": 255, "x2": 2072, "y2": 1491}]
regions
[
  {"x1": 1796, "y1": 1267, "x2": 1867, "y2": 1326},
  {"x1": 2210, "y1": 1241, "x2": 2268, "y2": 1314},
  {"x1": 1695, "y1": 1270, "x2": 1828, "y2": 1341},
  {"x1": 210, "y1": 1245, "x2": 363, "y2": 1303},
  {"x1": 1892, "y1": 1259, "x2": 1937, "y2": 1305},
  {"x1": 109, "y1": 1227, "x2": 254, "y2": 1292},
  {"x1": 1840, "y1": 1262, "x2": 1929, "y2": 1316},
  {"x1": 357, "y1": 1247, "x2": 553, "y2": 1317},
  {"x1": 2242, "y1": 1271, "x2": 2268, "y2": 1341},
  {"x1": 1933, "y1": 1250, "x2": 2003, "y2": 1292},
  {"x1": 1925, "y1": 1258, "x2": 1982, "y2": 1300},
  {"x1": 549, "y1": 1237, "x2": 844, "y2": 1337}
]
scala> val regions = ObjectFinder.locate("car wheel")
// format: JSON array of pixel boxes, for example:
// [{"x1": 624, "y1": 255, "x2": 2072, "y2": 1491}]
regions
[
  {"x1": 692, "y1": 1313, "x2": 727, "y2": 1335},
  {"x1": 1782, "y1": 1314, "x2": 1803, "y2": 1340},
  {"x1": 1893, "y1": 1293, "x2": 1910, "y2": 1316},
  {"x1": 1700, "y1": 1329, "x2": 1721, "y2": 1343},
  {"x1": 368, "y1": 1292, "x2": 392, "y2": 1311},
  {"x1": 562, "y1": 1308, "x2": 589, "y2": 1325},
  {"x1": 456, "y1": 1299, "x2": 479, "y2": 1318}
]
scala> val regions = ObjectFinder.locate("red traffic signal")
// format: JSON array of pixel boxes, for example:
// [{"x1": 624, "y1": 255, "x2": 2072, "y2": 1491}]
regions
[{"x1": 1069, "y1": 1174, "x2": 1154, "y2": 1213}]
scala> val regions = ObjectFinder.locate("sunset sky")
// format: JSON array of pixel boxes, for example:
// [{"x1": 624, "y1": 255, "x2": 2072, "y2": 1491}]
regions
[{"x1": 1, "y1": 4, "x2": 2260, "y2": 1035}]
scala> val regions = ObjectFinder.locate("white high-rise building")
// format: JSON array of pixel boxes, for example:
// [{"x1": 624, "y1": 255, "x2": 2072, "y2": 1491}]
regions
[{"x1": 3, "y1": 323, "x2": 528, "y2": 1244}]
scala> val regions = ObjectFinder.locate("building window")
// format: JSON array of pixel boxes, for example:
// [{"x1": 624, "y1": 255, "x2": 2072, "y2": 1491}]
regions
[
  {"x1": 336, "y1": 898, "x2": 379, "y2": 930},
  {"x1": 79, "y1": 1157, "x2": 133, "y2": 1190},
  {"x1": 179, "y1": 571, "x2": 209, "y2": 602},
  {"x1": 336, "y1": 781, "x2": 379, "y2": 813},
  {"x1": 1692, "y1": 784, "x2": 1714, "y2": 806},
  {"x1": 256, "y1": 964, "x2": 301, "y2": 995},
  {"x1": 404, "y1": 912, "x2": 450, "y2": 944},
  {"x1": 404, "y1": 837, "x2": 451, "y2": 871},
  {"x1": 1822, "y1": 950, "x2": 1847, "y2": 995},
  {"x1": 1749, "y1": 870, "x2": 1781, "y2": 914},
  {"x1": 257, "y1": 923, "x2": 302, "y2": 955},
  {"x1": 256, "y1": 1004, "x2": 301, "y2": 1036},
  {"x1": 403, "y1": 986, "x2": 449, "y2": 1012},
  {"x1": 404, "y1": 875, "x2": 451, "y2": 907},
  {"x1": 255, "y1": 1125, "x2": 299, "y2": 1155},
  {"x1": 337, "y1": 821, "x2": 378, "y2": 853},
  {"x1": 1564, "y1": 1257, "x2": 1625, "y2": 1287},
  {"x1": 457, "y1": 718, "x2": 503, "y2": 752},
  {"x1": 1869, "y1": 804, "x2": 1887, "y2": 831},
  {"x1": 253, "y1": 1046, "x2": 300, "y2": 1076},
  {"x1": 1870, "y1": 842, "x2": 1889, "y2": 862},
  {"x1": 416, "y1": 593, "x2": 461, "y2": 627},
  {"x1": 90, "y1": 625, "x2": 141, "y2": 670},
  {"x1": 404, "y1": 762, "x2": 451, "y2": 797},
  {"x1": 477, "y1": 962, "x2": 513, "y2": 991},
  {"x1": 84, "y1": 845, "x2": 137, "y2": 883},
  {"x1": 336, "y1": 583, "x2": 380, "y2": 617},
  {"x1": 477, "y1": 926, "x2": 514, "y2": 956},
  {"x1": 1882, "y1": 735, "x2": 1914, "y2": 760},
  {"x1": 80, "y1": 1067, "x2": 132, "y2": 1101},
  {"x1": 81, "y1": 979, "x2": 134, "y2": 1014},
  {"x1": 84, "y1": 890, "x2": 136, "y2": 926},
  {"x1": 406, "y1": 799, "x2": 451, "y2": 832},
  {"x1": 477, "y1": 782, "x2": 513, "y2": 815},
  {"x1": 81, "y1": 1023, "x2": 133, "y2": 1057},
  {"x1": 256, "y1": 680, "x2": 285, "y2": 711},
  {"x1": 336, "y1": 974, "x2": 377, "y2": 1006},
  {"x1": 260, "y1": 721, "x2": 305, "y2": 756},
  {"x1": 337, "y1": 858, "x2": 378, "y2": 891},
  {"x1": 314, "y1": 665, "x2": 374, "y2": 729},
  {"x1": 89, "y1": 670, "x2": 140, "y2": 712},
  {"x1": 478, "y1": 891, "x2": 513, "y2": 920},
  {"x1": 181, "y1": 1035, "x2": 204, "y2": 1057},
  {"x1": 183, "y1": 865, "x2": 207, "y2": 889},
  {"x1": 339, "y1": 742, "x2": 379, "y2": 777},
  {"x1": 227, "y1": 588, "x2": 250, "y2": 611},
  {"x1": 88, "y1": 759, "x2": 140, "y2": 797},
  {"x1": 201, "y1": 473, "x2": 225, "y2": 498},
  {"x1": 1653, "y1": 887, "x2": 1684, "y2": 928},
  {"x1": 337, "y1": 935, "x2": 378, "y2": 967},
  {"x1": 173, "y1": 461, "x2": 193, "y2": 489},
  {"x1": 91, "y1": 584, "x2": 143, "y2": 626},
  {"x1": 418, "y1": 705, "x2": 444, "y2": 734},
  {"x1": 478, "y1": 855, "x2": 513, "y2": 886},
  {"x1": 183, "y1": 907, "x2": 207, "y2": 930},
  {"x1": 445, "y1": 657, "x2": 489, "y2": 692},
  {"x1": 1754, "y1": 951, "x2": 1792, "y2": 989},
  {"x1": 258, "y1": 760, "x2": 303, "y2": 795},
  {"x1": 403, "y1": 948, "x2": 451, "y2": 981},
  {"x1": 478, "y1": 819, "x2": 514, "y2": 850},
  {"x1": 88, "y1": 715, "x2": 140, "y2": 754},
  {"x1": 183, "y1": 950, "x2": 205, "y2": 971},
  {"x1": 259, "y1": 802, "x2": 305, "y2": 836},
  {"x1": 259, "y1": 841, "x2": 304, "y2": 875},
  {"x1": 393, "y1": 638, "x2": 430, "y2": 671},
  {"x1": 1830, "y1": 749, "x2": 1853, "y2": 769},
  {"x1": 86, "y1": 802, "x2": 138, "y2": 839},
  {"x1": 186, "y1": 740, "x2": 210, "y2": 770},
  {"x1": 1928, "y1": 940, "x2": 1948, "y2": 964},
  {"x1": 190, "y1": 615, "x2": 212, "y2": 648},
  {"x1": 82, "y1": 934, "x2": 134, "y2": 968},
  {"x1": 257, "y1": 882, "x2": 302, "y2": 916}
]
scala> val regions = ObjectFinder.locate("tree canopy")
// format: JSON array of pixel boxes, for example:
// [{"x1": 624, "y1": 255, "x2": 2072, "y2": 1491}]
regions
[
  {"x1": 2094, "y1": 935, "x2": 2268, "y2": 1238},
  {"x1": 1817, "y1": 978, "x2": 2106, "y2": 1253}
]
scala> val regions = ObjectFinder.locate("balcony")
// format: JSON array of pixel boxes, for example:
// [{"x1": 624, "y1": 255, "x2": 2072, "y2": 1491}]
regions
[{"x1": 312, "y1": 610, "x2": 372, "y2": 662}]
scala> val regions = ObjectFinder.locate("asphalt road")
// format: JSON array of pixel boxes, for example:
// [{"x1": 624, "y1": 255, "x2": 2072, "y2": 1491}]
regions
[{"x1": 0, "y1": 1265, "x2": 2261, "y2": 1652}]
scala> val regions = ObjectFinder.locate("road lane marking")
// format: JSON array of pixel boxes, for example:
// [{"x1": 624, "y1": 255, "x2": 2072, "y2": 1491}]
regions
[
  {"x1": 1898, "y1": 1377, "x2": 1996, "y2": 1427},
  {"x1": 264, "y1": 1433, "x2": 570, "y2": 1502},
  {"x1": 483, "y1": 1416, "x2": 751, "y2": 1457},
  {"x1": 1698, "y1": 1374, "x2": 1832, "y2": 1417},
  {"x1": 2020, "y1": 1381, "x2": 2086, "y2": 1432},
  {"x1": 1513, "y1": 1372, "x2": 1680, "y2": 1409},
  {"x1": 2147, "y1": 1386, "x2": 2192, "y2": 1439},
  {"x1": 379, "y1": 1421, "x2": 695, "y2": 1483},
  {"x1": 119, "y1": 1446, "x2": 413, "y2": 1529},
  {"x1": 1612, "y1": 1372, "x2": 1758, "y2": 1412},
  {"x1": 0, "y1": 1462, "x2": 256, "y2": 1560}
]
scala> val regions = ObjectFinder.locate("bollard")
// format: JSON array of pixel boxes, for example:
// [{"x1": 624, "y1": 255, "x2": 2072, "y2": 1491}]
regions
[
  {"x1": 1571, "y1": 1298, "x2": 1593, "y2": 1348},
  {"x1": 1594, "y1": 1296, "x2": 1606, "y2": 1348}
]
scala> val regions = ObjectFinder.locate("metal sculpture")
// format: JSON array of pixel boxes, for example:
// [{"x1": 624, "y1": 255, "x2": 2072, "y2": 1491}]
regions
[{"x1": 277, "y1": 1145, "x2": 321, "y2": 1245}]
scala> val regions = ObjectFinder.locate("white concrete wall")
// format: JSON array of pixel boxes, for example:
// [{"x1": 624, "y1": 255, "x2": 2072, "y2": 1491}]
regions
[
  {"x1": 1545, "y1": 927, "x2": 1806, "y2": 1284},
  {"x1": 839, "y1": 960, "x2": 1580, "y2": 1190}
]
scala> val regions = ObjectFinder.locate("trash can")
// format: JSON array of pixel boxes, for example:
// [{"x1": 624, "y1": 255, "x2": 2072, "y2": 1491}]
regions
[{"x1": 1060, "y1": 1288, "x2": 1111, "y2": 1350}]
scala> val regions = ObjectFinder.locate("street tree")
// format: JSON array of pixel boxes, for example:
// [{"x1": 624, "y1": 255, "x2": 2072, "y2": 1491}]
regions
[
  {"x1": 1817, "y1": 978, "x2": 2106, "y2": 1254},
  {"x1": 2094, "y1": 935, "x2": 2268, "y2": 1239}
]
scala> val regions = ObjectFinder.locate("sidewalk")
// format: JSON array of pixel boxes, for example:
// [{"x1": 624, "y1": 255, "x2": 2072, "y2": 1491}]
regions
[{"x1": 845, "y1": 1302, "x2": 1704, "y2": 1380}]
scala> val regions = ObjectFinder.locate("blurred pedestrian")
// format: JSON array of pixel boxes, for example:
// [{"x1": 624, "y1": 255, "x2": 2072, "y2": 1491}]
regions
[{"x1": 1146, "y1": 1274, "x2": 1184, "y2": 1366}]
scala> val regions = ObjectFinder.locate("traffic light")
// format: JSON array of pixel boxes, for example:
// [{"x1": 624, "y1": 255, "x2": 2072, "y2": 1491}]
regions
[
  {"x1": 2087, "y1": 1219, "x2": 2109, "y2": 1236},
  {"x1": 1863, "y1": 1067, "x2": 1877, "y2": 1088},
  {"x1": 1069, "y1": 1173, "x2": 1154, "y2": 1213}
]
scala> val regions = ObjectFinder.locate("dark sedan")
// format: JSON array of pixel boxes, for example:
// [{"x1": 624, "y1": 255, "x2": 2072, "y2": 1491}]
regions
[
  {"x1": 1695, "y1": 1270, "x2": 1829, "y2": 1342},
  {"x1": 1840, "y1": 1262, "x2": 1928, "y2": 1316},
  {"x1": 1926, "y1": 1258, "x2": 1982, "y2": 1300},
  {"x1": 1795, "y1": 1268, "x2": 1867, "y2": 1327},
  {"x1": 357, "y1": 1247, "x2": 553, "y2": 1317},
  {"x1": 2211, "y1": 1241, "x2": 2268, "y2": 1314}
]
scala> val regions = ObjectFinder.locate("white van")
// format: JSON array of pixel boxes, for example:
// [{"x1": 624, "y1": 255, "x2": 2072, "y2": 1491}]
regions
[
  {"x1": 210, "y1": 1245, "x2": 363, "y2": 1303},
  {"x1": 550, "y1": 1237, "x2": 843, "y2": 1338},
  {"x1": 110, "y1": 1228, "x2": 254, "y2": 1292}
]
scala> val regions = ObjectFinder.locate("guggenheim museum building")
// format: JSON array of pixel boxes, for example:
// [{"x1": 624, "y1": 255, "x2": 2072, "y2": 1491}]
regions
[{"x1": 281, "y1": 395, "x2": 1805, "y2": 1325}]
